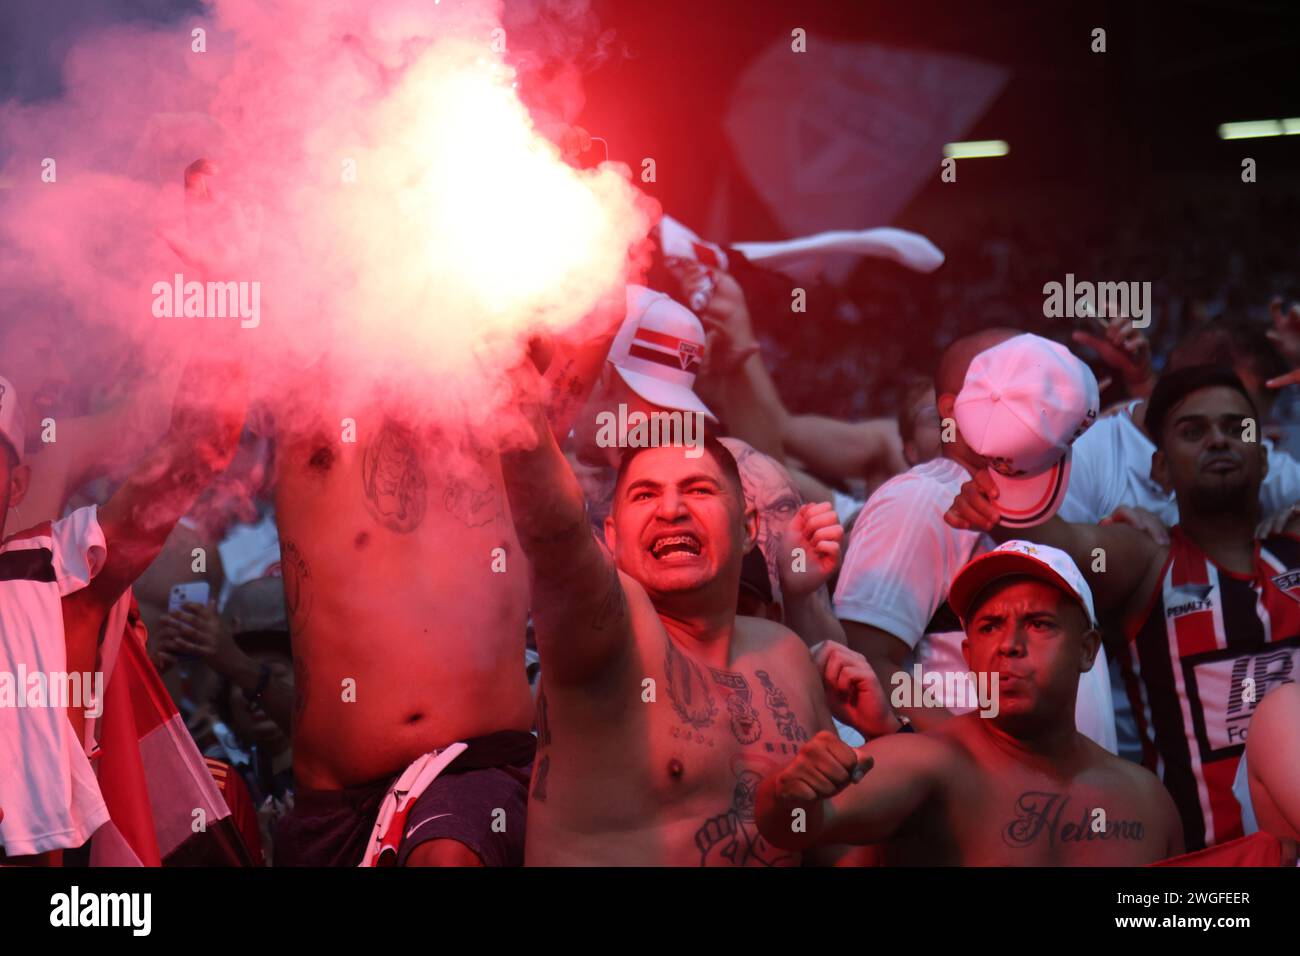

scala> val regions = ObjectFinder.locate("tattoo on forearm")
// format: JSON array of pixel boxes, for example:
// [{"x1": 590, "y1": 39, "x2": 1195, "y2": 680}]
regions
[
  {"x1": 281, "y1": 537, "x2": 314, "y2": 630},
  {"x1": 531, "y1": 755, "x2": 550, "y2": 802},
  {"x1": 1002, "y1": 791, "x2": 1146, "y2": 848},
  {"x1": 361, "y1": 419, "x2": 428, "y2": 533},
  {"x1": 694, "y1": 768, "x2": 797, "y2": 867},
  {"x1": 531, "y1": 684, "x2": 552, "y2": 802},
  {"x1": 709, "y1": 668, "x2": 763, "y2": 744},
  {"x1": 665, "y1": 638, "x2": 717, "y2": 729},
  {"x1": 592, "y1": 563, "x2": 626, "y2": 631},
  {"x1": 756, "y1": 670, "x2": 809, "y2": 749}
]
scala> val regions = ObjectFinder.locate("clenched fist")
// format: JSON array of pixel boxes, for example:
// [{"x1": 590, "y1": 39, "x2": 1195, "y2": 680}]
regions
[
  {"x1": 771, "y1": 730, "x2": 872, "y2": 804},
  {"x1": 779, "y1": 502, "x2": 845, "y2": 600},
  {"x1": 812, "y1": 641, "x2": 900, "y2": 738}
]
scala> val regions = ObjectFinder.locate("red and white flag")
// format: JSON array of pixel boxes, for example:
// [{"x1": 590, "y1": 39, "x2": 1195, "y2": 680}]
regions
[{"x1": 85, "y1": 593, "x2": 242, "y2": 866}]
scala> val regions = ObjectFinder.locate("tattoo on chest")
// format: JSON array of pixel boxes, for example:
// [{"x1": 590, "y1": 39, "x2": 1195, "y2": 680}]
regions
[
  {"x1": 756, "y1": 670, "x2": 809, "y2": 747},
  {"x1": 665, "y1": 639, "x2": 717, "y2": 729},
  {"x1": 1002, "y1": 791, "x2": 1146, "y2": 849},
  {"x1": 280, "y1": 538, "x2": 314, "y2": 630},
  {"x1": 694, "y1": 768, "x2": 797, "y2": 867},
  {"x1": 361, "y1": 419, "x2": 428, "y2": 533},
  {"x1": 709, "y1": 668, "x2": 763, "y2": 744},
  {"x1": 442, "y1": 475, "x2": 500, "y2": 528}
]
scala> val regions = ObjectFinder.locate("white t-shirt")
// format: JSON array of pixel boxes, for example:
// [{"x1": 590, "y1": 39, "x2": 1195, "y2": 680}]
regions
[
  {"x1": 1060, "y1": 401, "x2": 1300, "y2": 525},
  {"x1": 0, "y1": 506, "x2": 111, "y2": 856},
  {"x1": 834, "y1": 457, "x2": 1118, "y2": 752}
]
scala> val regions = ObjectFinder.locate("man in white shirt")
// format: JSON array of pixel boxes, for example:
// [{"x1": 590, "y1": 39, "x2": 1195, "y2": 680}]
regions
[
  {"x1": 834, "y1": 331, "x2": 1116, "y2": 751},
  {"x1": 0, "y1": 361, "x2": 246, "y2": 863}
]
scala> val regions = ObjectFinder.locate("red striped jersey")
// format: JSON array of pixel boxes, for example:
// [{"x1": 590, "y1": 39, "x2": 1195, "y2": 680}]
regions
[{"x1": 1120, "y1": 527, "x2": 1300, "y2": 850}]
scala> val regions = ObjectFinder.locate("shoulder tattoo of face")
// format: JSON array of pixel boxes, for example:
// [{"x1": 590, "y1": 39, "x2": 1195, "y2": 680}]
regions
[
  {"x1": 361, "y1": 419, "x2": 428, "y2": 533},
  {"x1": 665, "y1": 638, "x2": 717, "y2": 729}
]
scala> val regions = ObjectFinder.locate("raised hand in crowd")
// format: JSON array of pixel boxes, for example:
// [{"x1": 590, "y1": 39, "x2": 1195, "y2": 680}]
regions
[{"x1": 1072, "y1": 316, "x2": 1154, "y2": 401}]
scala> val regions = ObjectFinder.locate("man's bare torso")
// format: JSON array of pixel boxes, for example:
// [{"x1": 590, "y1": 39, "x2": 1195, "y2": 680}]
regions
[
  {"x1": 882, "y1": 714, "x2": 1177, "y2": 865},
  {"x1": 526, "y1": 573, "x2": 831, "y2": 866},
  {"x1": 275, "y1": 411, "x2": 533, "y2": 789}
]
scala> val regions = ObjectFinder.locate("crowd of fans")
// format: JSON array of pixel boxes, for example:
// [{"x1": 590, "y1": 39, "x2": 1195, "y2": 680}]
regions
[{"x1": 3, "y1": 156, "x2": 1300, "y2": 868}]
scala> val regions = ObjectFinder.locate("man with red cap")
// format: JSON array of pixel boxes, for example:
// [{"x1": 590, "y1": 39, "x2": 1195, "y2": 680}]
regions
[
  {"x1": 946, "y1": 364, "x2": 1300, "y2": 851},
  {"x1": 755, "y1": 540, "x2": 1182, "y2": 865}
]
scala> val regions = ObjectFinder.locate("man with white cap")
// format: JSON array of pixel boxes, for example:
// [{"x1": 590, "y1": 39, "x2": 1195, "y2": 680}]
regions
[
  {"x1": 833, "y1": 330, "x2": 1116, "y2": 749},
  {"x1": 569, "y1": 287, "x2": 846, "y2": 650},
  {"x1": 755, "y1": 540, "x2": 1182, "y2": 866}
]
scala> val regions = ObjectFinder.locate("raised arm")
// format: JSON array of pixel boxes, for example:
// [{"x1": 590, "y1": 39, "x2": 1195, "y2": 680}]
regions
[
  {"x1": 498, "y1": 344, "x2": 635, "y2": 688},
  {"x1": 944, "y1": 467, "x2": 1159, "y2": 615},
  {"x1": 539, "y1": 291, "x2": 625, "y2": 442},
  {"x1": 93, "y1": 358, "x2": 247, "y2": 604},
  {"x1": 784, "y1": 415, "x2": 905, "y2": 484},
  {"x1": 755, "y1": 729, "x2": 947, "y2": 852}
]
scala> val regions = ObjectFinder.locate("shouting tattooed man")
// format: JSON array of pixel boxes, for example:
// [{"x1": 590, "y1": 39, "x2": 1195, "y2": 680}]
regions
[
  {"x1": 756, "y1": 541, "x2": 1182, "y2": 865},
  {"x1": 499, "y1": 345, "x2": 883, "y2": 866}
]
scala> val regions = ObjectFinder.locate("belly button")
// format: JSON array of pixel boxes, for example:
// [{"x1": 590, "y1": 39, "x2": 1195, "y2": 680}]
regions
[{"x1": 405, "y1": 713, "x2": 423, "y2": 724}]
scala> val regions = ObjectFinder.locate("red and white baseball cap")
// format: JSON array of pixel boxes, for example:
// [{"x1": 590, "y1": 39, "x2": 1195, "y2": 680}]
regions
[
  {"x1": 0, "y1": 375, "x2": 24, "y2": 464},
  {"x1": 949, "y1": 540, "x2": 1098, "y2": 629},
  {"x1": 609, "y1": 286, "x2": 717, "y2": 422},
  {"x1": 954, "y1": 333, "x2": 1098, "y2": 528}
]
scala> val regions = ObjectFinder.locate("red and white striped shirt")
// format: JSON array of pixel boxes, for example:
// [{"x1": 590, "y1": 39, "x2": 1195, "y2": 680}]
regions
[{"x1": 1121, "y1": 527, "x2": 1300, "y2": 850}]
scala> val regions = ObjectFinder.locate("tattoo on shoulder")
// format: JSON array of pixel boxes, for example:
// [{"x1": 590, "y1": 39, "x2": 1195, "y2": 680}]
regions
[
  {"x1": 361, "y1": 419, "x2": 428, "y2": 533},
  {"x1": 756, "y1": 670, "x2": 809, "y2": 747},
  {"x1": 281, "y1": 537, "x2": 314, "y2": 630},
  {"x1": 709, "y1": 668, "x2": 763, "y2": 745},
  {"x1": 694, "y1": 768, "x2": 797, "y2": 867},
  {"x1": 665, "y1": 638, "x2": 717, "y2": 729},
  {"x1": 1002, "y1": 791, "x2": 1146, "y2": 849}
]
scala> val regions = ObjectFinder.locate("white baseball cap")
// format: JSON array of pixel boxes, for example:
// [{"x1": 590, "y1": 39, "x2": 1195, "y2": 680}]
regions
[
  {"x1": 0, "y1": 375, "x2": 24, "y2": 464},
  {"x1": 608, "y1": 285, "x2": 717, "y2": 423},
  {"x1": 949, "y1": 540, "x2": 1098, "y2": 629},
  {"x1": 954, "y1": 333, "x2": 1098, "y2": 528}
]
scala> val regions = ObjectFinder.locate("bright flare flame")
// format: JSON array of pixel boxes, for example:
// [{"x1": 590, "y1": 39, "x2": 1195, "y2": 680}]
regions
[{"x1": 332, "y1": 41, "x2": 647, "y2": 374}]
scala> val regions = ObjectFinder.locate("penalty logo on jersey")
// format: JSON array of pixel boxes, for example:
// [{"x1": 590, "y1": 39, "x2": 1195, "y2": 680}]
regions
[{"x1": 1165, "y1": 583, "x2": 1215, "y2": 620}]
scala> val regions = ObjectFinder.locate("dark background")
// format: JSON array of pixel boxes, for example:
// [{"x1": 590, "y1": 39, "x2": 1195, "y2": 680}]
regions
[{"x1": 4, "y1": 0, "x2": 1299, "y2": 417}]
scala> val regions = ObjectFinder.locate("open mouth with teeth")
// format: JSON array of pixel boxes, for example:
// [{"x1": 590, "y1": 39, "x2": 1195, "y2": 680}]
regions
[{"x1": 650, "y1": 533, "x2": 703, "y2": 561}]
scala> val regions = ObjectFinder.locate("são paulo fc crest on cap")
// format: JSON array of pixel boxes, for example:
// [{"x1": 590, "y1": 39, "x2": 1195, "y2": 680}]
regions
[{"x1": 677, "y1": 340, "x2": 702, "y2": 371}]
